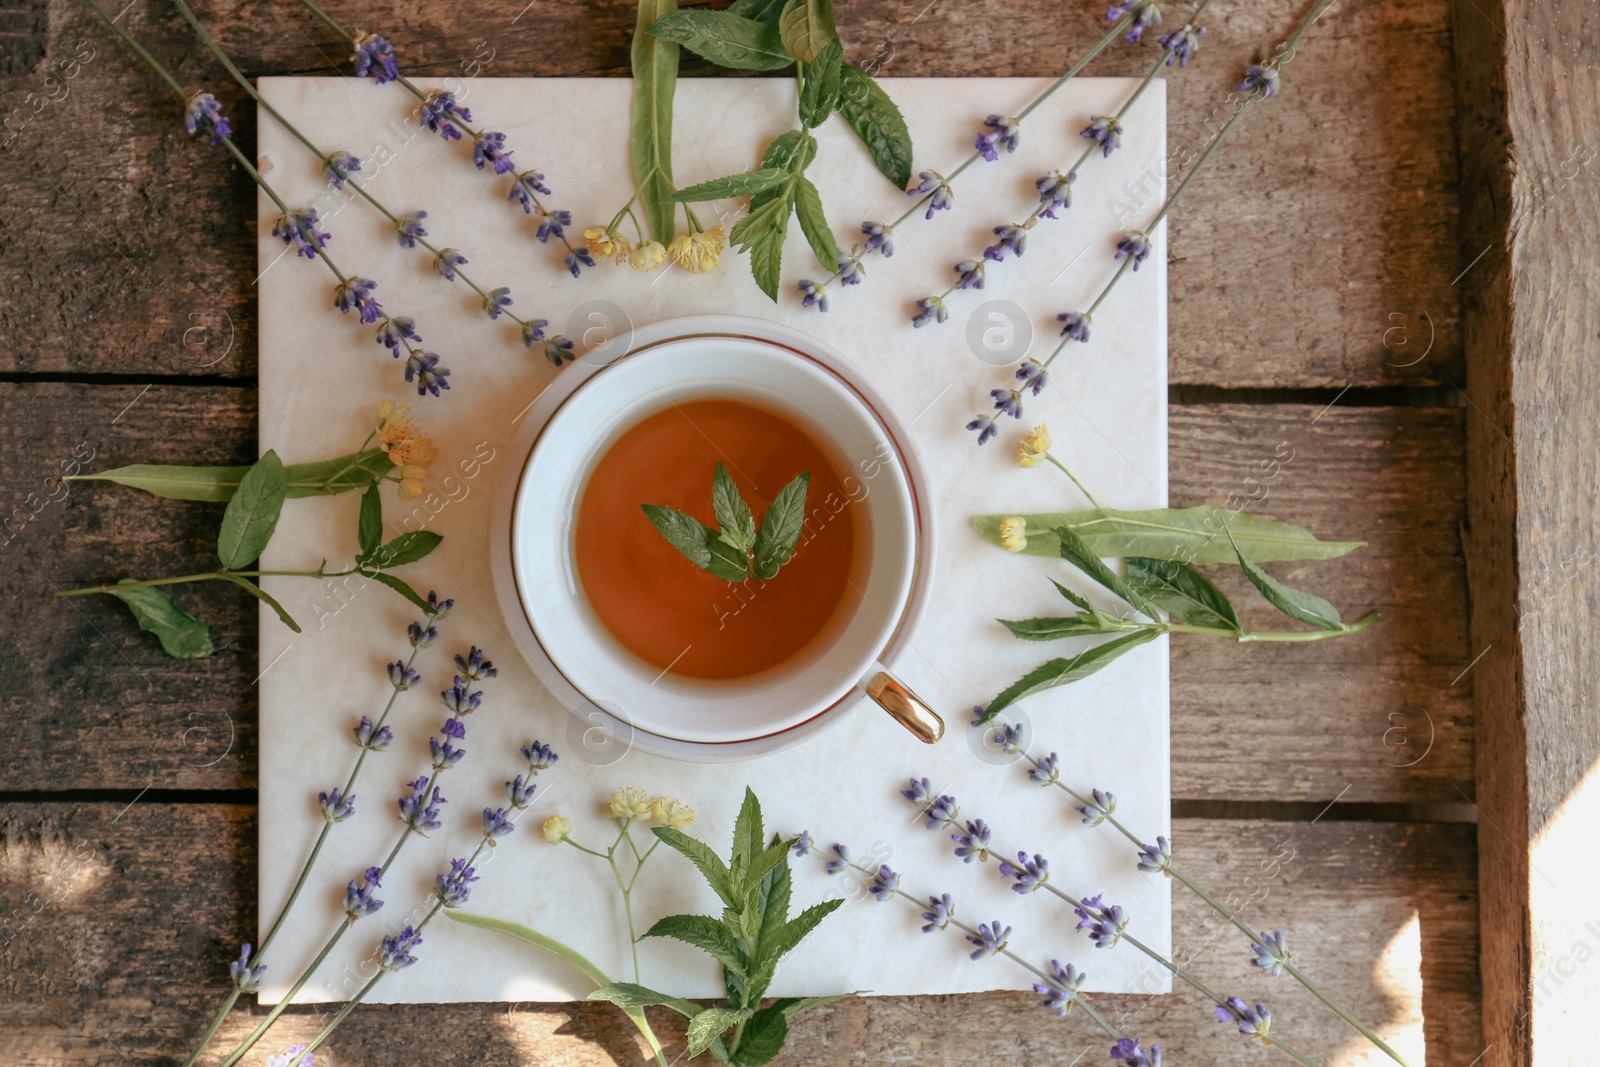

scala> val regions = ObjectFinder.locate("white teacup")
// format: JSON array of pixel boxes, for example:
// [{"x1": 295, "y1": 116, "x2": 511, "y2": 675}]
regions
[{"x1": 490, "y1": 315, "x2": 943, "y2": 762}]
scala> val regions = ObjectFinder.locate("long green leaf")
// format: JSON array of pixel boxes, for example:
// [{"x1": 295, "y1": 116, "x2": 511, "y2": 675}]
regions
[
  {"x1": 777, "y1": 0, "x2": 836, "y2": 62},
  {"x1": 1125, "y1": 556, "x2": 1240, "y2": 631},
  {"x1": 664, "y1": 167, "x2": 790, "y2": 204},
  {"x1": 642, "y1": 504, "x2": 714, "y2": 570},
  {"x1": 746, "y1": 207, "x2": 788, "y2": 302},
  {"x1": 357, "y1": 480, "x2": 382, "y2": 558},
  {"x1": 633, "y1": 0, "x2": 680, "y2": 244},
  {"x1": 753, "y1": 471, "x2": 810, "y2": 579},
  {"x1": 1054, "y1": 524, "x2": 1157, "y2": 617},
  {"x1": 643, "y1": 914, "x2": 747, "y2": 975},
  {"x1": 362, "y1": 571, "x2": 431, "y2": 613},
  {"x1": 729, "y1": 193, "x2": 789, "y2": 248},
  {"x1": 1228, "y1": 531, "x2": 1347, "y2": 631},
  {"x1": 220, "y1": 572, "x2": 301, "y2": 633},
  {"x1": 796, "y1": 38, "x2": 842, "y2": 127},
  {"x1": 792, "y1": 176, "x2": 837, "y2": 273},
  {"x1": 734, "y1": 1006, "x2": 789, "y2": 1066},
  {"x1": 770, "y1": 993, "x2": 853, "y2": 1017},
  {"x1": 836, "y1": 65, "x2": 912, "y2": 188},
  {"x1": 587, "y1": 981, "x2": 699, "y2": 1015},
  {"x1": 652, "y1": 826, "x2": 736, "y2": 905},
  {"x1": 109, "y1": 583, "x2": 213, "y2": 658},
  {"x1": 983, "y1": 630, "x2": 1161, "y2": 720},
  {"x1": 712, "y1": 462, "x2": 756, "y2": 550},
  {"x1": 648, "y1": 10, "x2": 793, "y2": 70},
  {"x1": 67, "y1": 449, "x2": 391, "y2": 503},
  {"x1": 754, "y1": 898, "x2": 841, "y2": 972},
  {"x1": 972, "y1": 507, "x2": 1365, "y2": 563},
  {"x1": 731, "y1": 786, "x2": 765, "y2": 882},
  {"x1": 217, "y1": 450, "x2": 286, "y2": 570},
  {"x1": 998, "y1": 615, "x2": 1122, "y2": 641},
  {"x1": 367, "y1": 530, "x2": 443, "y2": 569}
]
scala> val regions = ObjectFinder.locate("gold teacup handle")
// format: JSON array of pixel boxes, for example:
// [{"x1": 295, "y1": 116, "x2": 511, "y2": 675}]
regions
[{"x1": 864, "y1": 671, "x2": 945, "y2": 744}]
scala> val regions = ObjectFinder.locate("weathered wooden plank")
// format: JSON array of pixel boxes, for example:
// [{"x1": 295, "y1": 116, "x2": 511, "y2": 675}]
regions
[
  {"x1": 1, "y1": 383, "x2": 1470, "y2": 804},
  {"x1": 0, "y1": 0, "x2": 1460, "y2": 386},
  {"x1": 0, "y1": 804, "x2": 1479, "y2": 1065},
  {"x1": 1450, "y1": 0, "x2": 1600, "y2": 1063}
]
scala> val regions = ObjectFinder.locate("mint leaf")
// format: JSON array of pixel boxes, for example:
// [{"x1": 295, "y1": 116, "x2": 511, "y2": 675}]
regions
[
  {"x1": 797, "y1": 38, "x2": 843, "y2": 127},
  {"x1": 110, "y1": 582, "x2": 213, "y2": 658},
  {"x1": 652, "y1": 826, "x2": 737, "y2": 905},
  {"x1": 220, "y1": 572, "x2": 301, "y2": 633},
  {"x1": 728, "y1": 0, "x2": 786, "y2": 21},
  {"x1": 712, "y1": 462, "x2": 756, "y2": 551},
  {"x1": 367, "y1": 530, "x2": 442, "y2": 569},
  {"x1": 217, "y1": 450, "x2": 286, "y2": 570},
  {"x1": 688, "y1": 1008, "x2": 750, "y2": 1057},
  {"x1": 998, "y1": 615, "x2": 1120, "y2": 640},
  {"x1": 837, "y1": 65, "x2": 913, "y2": 188},
  {"x1": 752, "y1": 471, "x2": 810, "y2": 579},
  {"x1": 1228, "y1": 530, "x2": 1346, "y2": 631},
  {"x1": 707, "y1": 537, "x2": 752, "y2": 583},
  {"x1": 357, "y1": 479, "x2": 382, "y2": 558},
  {"x1": 649, "y1": 10, "x2": 793, "y2": 70},
  {"x1": 642, "y1": 504, "x2": 714, "y2": 570},
  {"x1": 792, "y1": 176, "x2": 837, "y2": 275},
  {"x1": 643, "y1": 914, "x2": 748, "y2": 976},
  {"x1": 730, "y1": 193, "x2": 788, "y2": 248},
  {"x1": 777, "y1": 0, "x2": 837, "y2": 62},
  {"x1": 983, "y1": 630, "x2": 1161, "y2": 720},
  {"x1": 664, "y1": 167, "x2": 791, "y2": 203},
  {"x1": 1053, "y1": 524, "x2": 1158, "y2": 617},
  {"x1": 1126, "y1": 556, "x2": 1240, "y2": 631},
  {"x1": 746, "y1": 208, "x2": 789, "y2": 302},
  {"x1": 368, "y1": 571, "x2": 433, "y2": 613},
  {"x1": 735, "y1": 1006, "x2": 789, "y2": 1066}
]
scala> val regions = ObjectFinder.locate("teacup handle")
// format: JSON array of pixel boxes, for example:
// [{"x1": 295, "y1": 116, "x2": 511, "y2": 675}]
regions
[{"x1": 862, "y1": 666, "x2": 944, "y2": 744}]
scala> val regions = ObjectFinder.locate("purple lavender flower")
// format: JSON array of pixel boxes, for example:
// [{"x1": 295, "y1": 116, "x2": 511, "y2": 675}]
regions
[
  {"x1": 435, "y1": 858, "x2": 480, "y2": 907},
  {"x1": 318, "y1": 786, "x2": 356, "y2": 823},
  {"x1": 912, "y1": 296, "x2": 949, "y2": 328},
  {"x1": 1037, "y1": 169, "x2": 1074, "y2": 217},
  {"x1": 429, "y1": 732, "x2": 465, "y2": 771},
  {"x1": 791, "y1": 831, "x2": 814, "y2": 857},
  {"x1": 1074, "y1": 894, "x2": 1129, "y2": 948},
  {"x1": 405, "y1": 352, "x2": 451, "y2": 397},
  {"x1": 966, "y1": 919, "x2": 1011, "y2": 960},
  {"x1": 521, "y1": 740, "x2": 557, "y2": 769},
  {"x1": 921, "y1": 893, "x2": 955, "y2": 932},
  {"x1": 991, "y1": 388, "x2": 1023, "y2": 419},
  {"x1": 1216, "y1": 997, "x2": 1273, "y2": 1039},
  {"x1": 984, "y1": 224, "x2": 1028, "y2": 262},
  {"x1": 482, "y1": 287, "x2": 514, "y2": 320},
  {"x1": 825, "y1": 843, "x2": 850, "y2": 874},
  {"x1": 1112, "y1": 1037, "x2": 1162, "y2": 1066},
  {"x1": 472, "y1": 131, "x2": 515, "y2": 174},
  {"x1": 535, "y1": 208, "x2": 572, "y2": 244},
  {"x1": 507, "y1": 772, "x2": 538, "y2": 808},
  {"x1": 1251, "y1": 930, "x2": 1291, "y2": 977},
  {"x1": 564, "y1": 249, "x2": 595, "y2": 278},
  {"x1": 798, "y1": 279, "x2": 829, "y2": 312},
  {"x1": 1058, "y1": 311, "x2": 1091, "y2": 343},
  {"x1": 441, "y1": 679, "x2": 483, "y2": 716},
  {"x1": 425, "y1": 591, "x2": 454, "y2": 618},
  {"x1": 955, "y1": 259, "x2": 986, "y2": 290},
  {"x1": 1033, "y1": 959, "x2": 1084, "y2": 1016},
  {"x1": 869, "y1": 865, "x2": 900, "y2": 902},
  {"x1": 1239, "y1": 63, "x2": 1280, "y2": 98},
  {"x1": 966, "y1": 415, "x2": 998, "y2": 445},
  {"x1": 1015, "y1": 359, "x2": 1049, "y2": 397},
  {"x1": 271, "y1": 209, "x2": 330, "y2": 260},
  {"x1": 408, "y1": 620, "x2": 438, "y2": 649},
  {"x1": 907, "y1": 170, "x2": 953, "y2": 217},
  {"x1": 1108, "y1": 0, "x2": 1163, "y2": 42},
  {"x1": 184, "y1": 91, "x2": 231, "y2": 145},
  {"x1": 395, "y1": 211, "x2": 429, "y2": 249},
  {"x1": 952, "y1": 819, "x2": 991, "y2": 863},
  {"x1": 352, "y1": 715, "x2": 393, "y2": 751},
  {"x1": 543, "y1": 335, "x2": 576, "y2": 366},
  {"x1": 998, "y1": 851, "x2": 1050, "y2": 893},
  {"x1": 441, "y1": 719, "x2": 466, "y2": 740},
  {"x1": 343, "y1": 866, "x2": 383, "y2": 921},
  {"x1": 421, "y1": 90, "x2": 470, "y2": 141},
  {"x1": 1115, "y1": 230, "x2": 1152, "y2": 270},
  {"x1": 991, "y1": 722, "x2": 1026, "y2": 754},
  {"x1": 266, "y1": 1045, "x2": 314, "y2": 1067},
  {"x1": 388, "y1": 661, "x2": 421, "y2": 690},
  {"x1": 521, "y1": 318, "x2": 548, "y2": 348},
  {"x1": 1136, "y1": 836, "x2": 1172, "y2": 875},
  {"x1": 398, "y1": 775, "x2": 447, "y2": 835},
  {"x1": 453, "y1": 646, "x2": 496, "y2": 681},
  {"x1": 1076, "y1": 788, "x2": 1116, "y2": 825},
  {"x1": 509, "y1": 170, "x2": 552, "y2": 213},
  {"x1": 229, "y1": 943, "x2": 266, "y2": 992},
  {"x1": 351, "y1": 32, "x2": 399, "y2": 84},
  {"x1": 900, "y1": 777, "x2": 934, "y2": 807},
  {"x1": 1159, "y1": 23, "x2": 1205, "y2": 66},
  {"x1": 433, "y1": 248, "x2": 468, "y2": 281},
  {"x1": 376, "y1": 316, "x2": 419, "y2": 353},
  {"x1": 332, "y1": 277, "x2": 382, "y2": 324},
  {"x1": 322, "y1": 150, "x2": 361, "y2": 189},
  {"x1": 1029, "y1": 752, "x2": 1060, "y2": 785},
  {"x1": 975, "y1": 114, "x2": 1021, "y2": 161},
  {"x1": 380, "y1": 925, "x2": 423, "y2": 970},
  {"x1": 861, "y1": 221, "x2": 894, "y2": 257},
  {"x1": 1081, "y1": 116, "x2": 1123, "y2": 158},
  {"x1": 837, "y1": 251, "x2": 865, "y2": 285}
]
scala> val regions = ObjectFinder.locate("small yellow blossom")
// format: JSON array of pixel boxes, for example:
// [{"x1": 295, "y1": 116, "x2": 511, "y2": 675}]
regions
[
  {"x1": 608, "y1": 787, "x2": 652, "y2": 820},
  {"x1": 1018, "y1": 425, "x2": 1052, "y2": 468},
  {"x1": 628, "y1": 240, "x2": 668, "y2": 272},
  {"x1": 585, "y1": 226, "x2": 632, "y2": 263},
  {"x1": 998, "y1": 516, "x2": 1029, "y2": 553},
  {"x1": 376, "y1": 401, "x2": 438, "y2": 469},
  {"x1": 397, "y1": 463, "x2": 428, "y2": 501},
  {"x1": 649, "y1": 796, "x2": 696, "y2": 829},
  {"x1": 668, "y1": 227, "x2": 725, "y2": 274},
  {"x1": 541, "y1": 815, "x2": 572, "y2": 845}
]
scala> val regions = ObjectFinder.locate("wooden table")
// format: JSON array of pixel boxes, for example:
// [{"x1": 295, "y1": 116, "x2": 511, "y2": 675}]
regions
[{"x1": 1, "y1": 0, "x2": 1584, "y2": 1062}]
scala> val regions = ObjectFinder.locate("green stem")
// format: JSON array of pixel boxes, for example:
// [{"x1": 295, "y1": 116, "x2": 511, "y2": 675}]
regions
[
  {"x1": 179, "y1": 991, "x2": 238, "y2": 1067},
  {"x1": 57, "y1": 566, "x2": 359, "y2": 597},
  {"x1": 1044, "y1": 453, "x2": 1101, "y2": 508},
  {"x1": 216, "y1": 925, "x2": 348, "y2": 1067}
]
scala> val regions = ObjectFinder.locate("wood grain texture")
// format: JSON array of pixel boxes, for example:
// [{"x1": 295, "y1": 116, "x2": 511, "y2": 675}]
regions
[
  {"x1": 0, "y1": 803, "x2": 1480, "y2": 1066},
  {"x1": 0, "y1": 383, "x2": 1469, "y2": 804},
  {"x1": 0, "y1": 0, "x2": 1460, "y2": 386},
  {"x1": 1451, "y1": 0, "x2": 1600, "y2": 1063}
]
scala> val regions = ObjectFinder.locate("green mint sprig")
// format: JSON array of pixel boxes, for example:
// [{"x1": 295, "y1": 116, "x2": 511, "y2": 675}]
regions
[{"x1": 644, "y1": 462, "x2": 810, "y2": 582}]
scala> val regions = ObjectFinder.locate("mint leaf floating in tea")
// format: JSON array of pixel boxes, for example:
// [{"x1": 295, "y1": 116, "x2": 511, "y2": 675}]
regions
[{"x1": 643, "y1": 463, "x2": 810, "y2": 582}]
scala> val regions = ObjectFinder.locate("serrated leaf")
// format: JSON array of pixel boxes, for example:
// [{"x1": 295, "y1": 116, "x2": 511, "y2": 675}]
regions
[
  {"x1": 366, "y1": 530, "x2": 442, "y2": 569},
  {"x1": 734, "y1": 1006, "x2": 789, "y2": 1066},
  {"x1": 836, "y1": 65, "x2": 913, "y2": 188},
  {"x1": 797, "y1": 39, "x2": 843, "y2": 127},
  {"x1": 729, "y1": 193, "x2": 789, "y2": 248},
  {"x1": 649, "y1": 10, "x2": 794, "y2": 70},
  {"x1": 770, "y1": 993, "x2": 853, "y2": 1018},
  {"x1": 357, "y1": 480, "x2": 382, "y2": 558},
  {"x1": 792, "y1": 176, "x2": 837, "y2": 272},
  {"x1": 643, "y1": 914, "x2": 748, "y2": 975},
  {"x1": 778, "y1": 0, "x2": 836, "y2": 62},
  {"x1": 632, "y1": 0, "x2": 680, "y2": 244},
  {"x1": 747, "y1": 213, "x2": 788, "y2": 302},
  {"x1": 732, "y1": 787, "x2": 764, "y2": 881},
  {"x1": 998, "y1": 615, "x2": 1122, "y2": 641},
  {"x1": 653, "y1": 826, "x2": 737, "y2": 905},
  {"x1": 752, "y1": 471, "x2": 810, "y2": 579},
  {"x1": 760, "y1": 129, "x2": 817, "y2": 172},
  {"x1": 972, "y1": 508, "x2": 1365, "y2": 564},
  {"x1": 756, "y1": 847, "x2": 792, "y2": 943},
  {"x1": 1228, "y1": 531, "x2": 1347, "y2": 631},
  {"x1": 664, "y1": 167, "x2": 791, "y2": 204},
  {"x1": 728, "y1": 0, "x2": 786, "y2": 22},
  {"x1": 1054, "y1": 524, "x2": 1157, "y2": 617},
  {"x1": 1125, "y1": 556, "x2": 1241, "y2": 631},
  {"x1": 712, "y1": 462, "x2": 756, "y2": 551},
  {"x1": 688, "y1": 1008, "x2": 750, "y2": 1057},
  {"x1": 108, "y1": 582, "x2": 213, "y2": 658},
  {"x1": 217, "y1": 450, "x2": 286, "y2": 570},
  {"x1": 368, "y1": 571, "x2": 433, "y2": 613},
  {"x1": 754, "y1": 898, "x2": 842, "y2": 972},
  {"x1": 982, "y1": 630, "x2": 1161, "y2": 720},
  {"x1": 1050, "y1": 578, "x2": 1097, "y2": 614},
  {"x1": 708, "y1": 537, "x2": 752, "y2": 582},
  {"x1": 642, "y1": 504, "x2": 714, "y2": 570},
  {"x1": 587, "y1": 981, "x2": 700, "y2": 1017},
  {"x1": 220, "y1": 572, "x2": 301, "y2": 633},
  {"x1": 68, "y1": 449, "x2": 391, "y2": 503}
]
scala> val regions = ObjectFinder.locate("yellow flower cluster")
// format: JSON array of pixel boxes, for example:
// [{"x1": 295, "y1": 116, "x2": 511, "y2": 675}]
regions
[
  {"x1": 606, "y1": 787, "x2": 696, "y2": 828},
  {"x1": 376, "y1": 400, "x2": 439, "y2": 501},
  {"x1": 1017, "y1": 424, "x2": 1052, "y2": 468},
  {"x1": 998, "y1": 516, "x2": 1029, "y2": 553},
  {"x1": 584, "y1": 227, "x2": 632, "y2": 263},
  {"x1": 541, "y1": 815, "x2": 572, "y2": 845},
  {"x1": 668, "y1": 227, "x2": 725, "y2": 274},
  {"x1": 582, "y1": 225, "x2": 726, "y2": 275}
]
